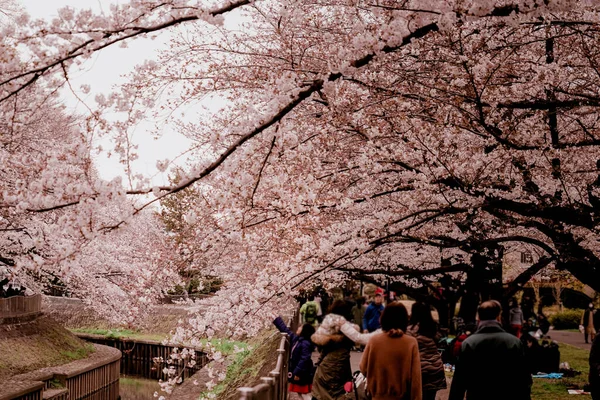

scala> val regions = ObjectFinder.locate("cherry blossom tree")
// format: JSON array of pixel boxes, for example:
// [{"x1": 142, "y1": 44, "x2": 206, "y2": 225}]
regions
[
  {"x1": 4, "y1": 0, "x2": 600, "y2": 338},
  {"x1": 8, "y1": 0, "x2": 600, "y2": 395}
]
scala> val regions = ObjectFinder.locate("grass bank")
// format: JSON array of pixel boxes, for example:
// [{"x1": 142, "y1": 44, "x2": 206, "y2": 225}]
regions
[
  {"x1": 0, "y1": 315, "x2": 94, "y2": 379},
  {"x1": 197, "y1": 330, "x2": 282, "y2": 400}
]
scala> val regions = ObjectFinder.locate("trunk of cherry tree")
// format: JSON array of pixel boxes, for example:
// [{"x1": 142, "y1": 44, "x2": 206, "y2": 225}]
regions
[
  {"x1": 458, "y1": 244, "x2": 504, "y2": 324},
  {"x1": 433, "y1": 296, "x2": 458, "y2": 333}
]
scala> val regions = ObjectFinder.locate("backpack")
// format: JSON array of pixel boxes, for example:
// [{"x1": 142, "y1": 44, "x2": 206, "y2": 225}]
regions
[{"x1": 305, "y1": 302, "x2": 318, "y2": 323}]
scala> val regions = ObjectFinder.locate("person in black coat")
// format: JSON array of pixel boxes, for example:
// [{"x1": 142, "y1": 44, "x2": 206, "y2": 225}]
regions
[
  {"x1": 591, "y1": 334, "x2": 600, "y2": 400},
  {"x1": 449, "y1": 300, "x2": 532, "y2": 400},
  {"x1": 273, "y1": 316, "x2": 316, "y2": 400},
  {"x1": 521, "y1": 333, "x2": 541, "y2": 375}
]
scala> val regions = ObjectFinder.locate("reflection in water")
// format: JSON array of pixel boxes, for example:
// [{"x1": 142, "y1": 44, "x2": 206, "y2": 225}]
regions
[{"x1": 119, "y1": 376, "x2": 162, "y2": 400}]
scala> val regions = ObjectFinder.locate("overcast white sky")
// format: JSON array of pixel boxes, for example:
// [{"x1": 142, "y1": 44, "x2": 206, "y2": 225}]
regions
[{"x1": 19, "y1": 0, "x2": 194, "y2": 187}]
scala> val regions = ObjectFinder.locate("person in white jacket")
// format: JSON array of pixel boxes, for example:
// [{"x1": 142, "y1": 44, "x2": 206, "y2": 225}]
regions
[{"x1": 334, "y1": 316, "x2": 382, "y2": 345}]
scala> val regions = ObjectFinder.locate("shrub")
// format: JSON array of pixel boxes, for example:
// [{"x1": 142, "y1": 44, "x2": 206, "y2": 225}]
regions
[{"x1": 549, "y1": 308, "x2": 583, "y2": 330}]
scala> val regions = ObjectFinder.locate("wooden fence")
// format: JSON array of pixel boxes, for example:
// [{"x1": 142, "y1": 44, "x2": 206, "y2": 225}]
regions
[
  {"x1": 59, "y1": 357, "x2": 120, "y2": 400},
  {"x1": 76, "y1": 334, "x2": 207, "y2": 381},
  {"x1": 0, "y1": 294, "x2": 42, "y2": 317}
]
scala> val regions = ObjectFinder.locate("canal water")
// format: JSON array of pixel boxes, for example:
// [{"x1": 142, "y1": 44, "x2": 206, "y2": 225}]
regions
[{"x1": 120, "y1": 376, "x2": 162, "y2": 399}]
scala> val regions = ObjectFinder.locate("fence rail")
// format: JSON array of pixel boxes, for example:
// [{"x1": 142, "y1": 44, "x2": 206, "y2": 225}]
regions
[
  {"x1": 237, "y1": 310, "x2": 298, "y2": 400},
  {"x1": 0, "y1": 294, "x2": 42, "y2": 317}
]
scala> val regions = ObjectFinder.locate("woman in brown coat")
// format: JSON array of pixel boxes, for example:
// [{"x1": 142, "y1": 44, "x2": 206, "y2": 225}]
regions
[
  {"x1": 360, "y1": 301, "x2": 422, "y2": 400},
  {"x1": 407, "y1": 302, "x2": 447, "y2": 400}
]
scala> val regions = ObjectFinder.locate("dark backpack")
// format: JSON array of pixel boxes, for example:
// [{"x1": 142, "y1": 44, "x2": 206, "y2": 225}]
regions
[{"x1": 305, "y1": 302, "x2": 318, "y2": 323}]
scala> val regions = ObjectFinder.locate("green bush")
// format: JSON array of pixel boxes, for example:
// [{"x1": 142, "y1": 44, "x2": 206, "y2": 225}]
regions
[
  {"x1": 549, "y1": 308, "x2": 583, "y2": 330},
  {"x1": 187, "y1": 278, "x2": 201, "y2": 294}
]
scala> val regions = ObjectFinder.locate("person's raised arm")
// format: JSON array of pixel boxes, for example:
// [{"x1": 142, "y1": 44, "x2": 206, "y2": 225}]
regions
[
  {"x1": 273, "y1": 316, "x2": 297, "y2": 340},
  {"x1": 340, "y1": 321, "x2": 377, "y2": 345}
]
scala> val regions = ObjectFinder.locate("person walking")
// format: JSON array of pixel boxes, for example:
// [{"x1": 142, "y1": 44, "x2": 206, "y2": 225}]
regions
[
  {"x1": 448, "y1": 300, "x2": 532, "y2": 400},
  {"x1": 582, "y1": 303, "x2": 597, "y2": 344},
  {"x1": 311, "y1": 300, "x2": 354, "y2": 400},
  {"x1": 509, "y1": 298, "x2": 524, "y2": 338},
  {"x1": 363, "y1": 293, "x2": 384, "y2": 333},
  {"x1": 351, "y1": 297, "x2": 366, "y2": 326},
  {"x1": 407, "y1": 302, "x2": 446, "y2": 400},
  {"x1": 360, "y1": 301, "x2": 422, "y2": 400},
  {"x1": 300, "y1": 296, "x2": 321, "y2": 327},
  {"x1": 590, "y1": 334, "x2": 600, "y2": 400},
  {"x1": 273, "y1": 316, "x2": 316, "y2": 400}
]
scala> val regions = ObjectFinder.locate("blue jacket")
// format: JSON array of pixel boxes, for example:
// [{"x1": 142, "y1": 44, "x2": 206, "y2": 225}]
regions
[
  {"x1": 363, "y1": 302, "x2": 384, "y2": 332},
  {"x1": 273, "y1": 317, "x2": 315, "y2": 385}
]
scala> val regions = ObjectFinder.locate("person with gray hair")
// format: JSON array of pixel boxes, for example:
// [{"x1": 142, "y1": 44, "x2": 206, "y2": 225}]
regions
[{"x1": 448, "y1": 300, "x2": 532, "y2": 400}]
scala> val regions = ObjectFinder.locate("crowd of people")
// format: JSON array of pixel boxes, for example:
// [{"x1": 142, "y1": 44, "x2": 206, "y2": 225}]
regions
[
  {"x1": 275, "y1": 294, "x2": 447, "y2": 400},
  {"x1": 273, "y1": 293, "x2": 600, "y2": 400}
]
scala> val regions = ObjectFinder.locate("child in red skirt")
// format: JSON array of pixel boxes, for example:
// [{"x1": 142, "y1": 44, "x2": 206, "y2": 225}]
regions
[{"x1": 273, "y1": 316, "x2": 316, "y2": 399}]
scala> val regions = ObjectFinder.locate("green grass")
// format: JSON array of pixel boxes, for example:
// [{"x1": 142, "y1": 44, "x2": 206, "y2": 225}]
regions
[
  {"x1": 531, "y1": 343, "x2": 590, "y2": 400},
  {"x1": 69, "y1": 328, "x2": 168, "y2": 342},
  {"x1": 197, "y1": 331, "x2": 278, "y2": 400},
  {"x1": 70, "y1": 328, "x2": 249, "y2": 357},
  {"x1": 201, "y1": 346, "x2": 253, "y2": 399},
  {"x1": 48, "y1": 378, "x2": 65, "y2": 389},
  {"x1": 60, "y1": 343, "x2": 95, "y2": 360},
  {"x1": 198, "y1": 338, "x2": 249, "y2": 356}
]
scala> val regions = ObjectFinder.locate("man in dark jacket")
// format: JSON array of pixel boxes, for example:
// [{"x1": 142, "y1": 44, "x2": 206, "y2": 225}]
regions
[
  {"x1": 449, "y1": 300, "x2": 532, "y2": 400},
  {"x1": 363, "y1": 293, "x2": 384, "y2": 333},
  {"x1": 591, "y1": 334, "x2": 600, "y2": 400}
]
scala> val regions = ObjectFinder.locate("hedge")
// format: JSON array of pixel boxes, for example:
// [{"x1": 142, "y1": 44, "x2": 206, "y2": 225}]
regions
[{"x1": 549, "y1": 308, "x2": 583, "y2": 330}]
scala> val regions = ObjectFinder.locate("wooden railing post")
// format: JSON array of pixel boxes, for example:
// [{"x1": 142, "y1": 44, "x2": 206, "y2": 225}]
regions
[
  {"x1": 260, "y1": 377, "x2": 275, "y2": 400},
  {"x1": 269, "y1": 368, "x2": 281, "y2": 400},
  {"x1": 238, "y1": 387, "x2": 255, "y2": 400}
]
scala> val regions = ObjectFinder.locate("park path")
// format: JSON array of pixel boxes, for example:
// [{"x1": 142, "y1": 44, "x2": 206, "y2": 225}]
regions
[{"x1": 546, "y1": 329, "x2": 592, "y2": 350}]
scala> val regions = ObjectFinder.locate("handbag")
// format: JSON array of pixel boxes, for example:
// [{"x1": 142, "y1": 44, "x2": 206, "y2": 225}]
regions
[{"x1": 350, "y1": 371, "x2": 371, "y2": 400}]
